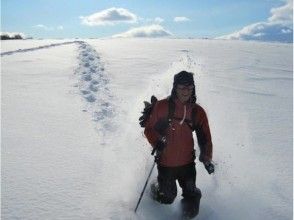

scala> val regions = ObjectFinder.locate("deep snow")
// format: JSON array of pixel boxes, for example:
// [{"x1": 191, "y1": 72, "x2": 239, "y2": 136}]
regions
[{"x1": 1, "y1": 39, "x2": 293, "y2": 220}]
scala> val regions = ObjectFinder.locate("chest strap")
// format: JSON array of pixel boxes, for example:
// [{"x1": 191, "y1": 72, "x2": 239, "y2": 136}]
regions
[{"x1": 167, "y1": 98, "x2": 197, "y2": 131}]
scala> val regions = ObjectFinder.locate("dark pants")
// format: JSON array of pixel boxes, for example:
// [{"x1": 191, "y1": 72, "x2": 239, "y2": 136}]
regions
[{"x1": 154, "y1": 162, "x2": 201, "y2": 204}]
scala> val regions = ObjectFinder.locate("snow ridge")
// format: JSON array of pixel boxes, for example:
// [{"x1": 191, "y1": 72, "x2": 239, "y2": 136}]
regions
[
  {"x1": 75, "y1": 41, "x2": 116, "y2": 136},
  {"x1": 1, "y1": 41, "x2": 79, "y2": 56}
]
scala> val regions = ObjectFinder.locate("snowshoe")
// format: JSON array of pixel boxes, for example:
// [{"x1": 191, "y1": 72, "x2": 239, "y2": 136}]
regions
[
  {"x1": 150, "y1": 181, "x2": 159, "y2": 201},
  {"x1": 181, "y1": 199, "x2": 199, "y2": 219},
  {"x1": 180, "y1": 189, "x2": 201, "y2": 219}
]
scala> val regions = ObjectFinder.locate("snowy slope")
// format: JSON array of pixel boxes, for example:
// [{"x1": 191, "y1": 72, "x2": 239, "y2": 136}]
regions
[{"x1": 1, "y1": 39, "x2": 292, "y2": 220}]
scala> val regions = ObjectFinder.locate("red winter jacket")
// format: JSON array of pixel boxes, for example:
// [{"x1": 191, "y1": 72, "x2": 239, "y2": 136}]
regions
[{"x1": 144, "y1": 97, "x2": 213, "y2": 167}]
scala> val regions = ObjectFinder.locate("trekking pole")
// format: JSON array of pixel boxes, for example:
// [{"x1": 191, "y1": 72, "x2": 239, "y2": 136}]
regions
[
  {"x1": 135, "y1": 148, "x2": 156, "y2": 213},
  {"x1": 134, "y1": 161, "x2": 156, "y2": 213}
]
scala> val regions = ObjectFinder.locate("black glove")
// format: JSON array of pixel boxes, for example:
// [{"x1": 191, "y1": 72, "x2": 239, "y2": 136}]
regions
[
  {"x1": 152, "y1": 137, "x2": 167, "y2": 163},
  {"x1": 155, "y1": 137, "x2": 167, "y2": 152},
  {"x1": 154, "y1": 119, "x2": 169, "y2": 136},
  {"x1": 204, "y1": 161, "x2": 215, "y2": 174}
]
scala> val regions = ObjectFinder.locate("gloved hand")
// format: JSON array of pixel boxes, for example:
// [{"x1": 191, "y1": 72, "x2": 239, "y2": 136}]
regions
[
  {"x1": 154, "y1": 119, "x2": 169, "y2": 136},
  {"x1": 155, "y1": 136, "x2": 167, "y2": 153},
  {"x1": 152, "y1": 137, "x2": 167, "y2": 163},
  {"x1": 204, "y1": 161, "x2": 215, "y2": 174}
]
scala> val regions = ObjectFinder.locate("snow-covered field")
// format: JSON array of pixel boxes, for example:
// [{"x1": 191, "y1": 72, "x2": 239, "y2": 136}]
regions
[
  {"x1": 1, "y1": 39, "x2": 292, "y2": 220},
  {"x1": 1, "y1": 39, "x2": 77, "y2": 54}
]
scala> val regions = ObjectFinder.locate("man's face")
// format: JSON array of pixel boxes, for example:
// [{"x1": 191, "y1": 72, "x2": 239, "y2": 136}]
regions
[{"x1": 176, "y1": 84, "x2": 194, "y2": 103}]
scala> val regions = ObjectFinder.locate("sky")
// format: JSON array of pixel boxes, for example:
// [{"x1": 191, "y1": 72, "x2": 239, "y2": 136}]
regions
[{"x1": 1, "y1": 0, "x2": 293, "y2": 42}]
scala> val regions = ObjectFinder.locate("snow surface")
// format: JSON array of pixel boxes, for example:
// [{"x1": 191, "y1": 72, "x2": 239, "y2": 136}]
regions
[
  {"x1": 1, "y1": 39, "x2": 76, "y2": 53},
  {"x1": 1, "y1": 39, "x2": 293, "y2": 220}
]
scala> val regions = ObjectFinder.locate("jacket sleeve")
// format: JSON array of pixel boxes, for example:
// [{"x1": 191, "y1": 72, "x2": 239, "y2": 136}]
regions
[
  {"x1": 144, "y1": 102, "x2": 161, "y2": 148},
  {"x1": 194, "y1": 106, "x2": 213, "y2": 163}
]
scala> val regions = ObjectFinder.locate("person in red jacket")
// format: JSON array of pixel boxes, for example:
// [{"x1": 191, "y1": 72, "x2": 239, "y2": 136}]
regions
[{"x1": 144, "y1": 71, "x2": 214, "y2": 218}]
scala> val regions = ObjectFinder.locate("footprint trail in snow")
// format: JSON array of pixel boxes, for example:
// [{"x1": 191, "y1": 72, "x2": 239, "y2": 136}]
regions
[
  {"x1": 1, "y1": 41, "x2": 79, "y2": 56},
  {"x1": 75, "y1": 41, "x2": 117, "y2": 138}
]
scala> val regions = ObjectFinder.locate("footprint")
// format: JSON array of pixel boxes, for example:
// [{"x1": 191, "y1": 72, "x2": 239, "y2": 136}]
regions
[
  {"x1": 90, "y1": 67, "x2": 97, "y2": 73},
  {"x1": 89, "y1": 84, "x2": 98, "y2": 92},
  {"x1": 91, "y1": 80, "x2": 99, "y2": 85},
  {"x1": 81, "y1": 90, "x2": 90, "y2": 95},
  {"x1": 85, "y1": 94, "x2": 96, "y2": 102},
  {"x1": 82, "y1": 74, "x2": 92, "y2": 81},
  {"x1": 101, "y1": 102, "x2": 110, "y2": 107}
]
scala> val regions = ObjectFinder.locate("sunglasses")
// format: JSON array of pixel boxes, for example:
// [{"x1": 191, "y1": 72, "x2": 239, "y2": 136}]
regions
[{"x1": 177, "y1": 85, "x2": 194, "y2": 91}]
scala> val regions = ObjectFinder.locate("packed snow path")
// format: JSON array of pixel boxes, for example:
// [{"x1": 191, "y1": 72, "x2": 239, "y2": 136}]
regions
[
  {"x1": 1, "y1": 41, "x2": 80, "y2": 56},
  {"x1": 74, "y1": 41, "x2": 116, "y2": 137}
]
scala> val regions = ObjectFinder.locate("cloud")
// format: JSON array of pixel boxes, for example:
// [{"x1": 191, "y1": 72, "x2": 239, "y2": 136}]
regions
[
  {"x1": 282, "y1": 28, "x2": 292, "y2": 33},
  {"x1": 268, "y1": 0, "x2": 293, "y2": 25},
  {"x1": 112, "y1": 24, "x2": 172, "y2": 38},
  {"x1": 34, "y1": 24, "x2": 46, "y2": 28},
  {"x1": 154, "y1": 17, "x2": 164, "y2": 24},
  {"x1": 174, "y1": 17, "x2": 190, "y2": 22},
  {"x1": 142, "y1": 17, "x2": 164, "y2": 24},
  {"x1": 33, "y1": 24, "x2": 63, "y2": 31},
  {"x1": 34, "y1": 24, "x2": 54, "y2": 31},
  {"x1": 217, "y1": 1, "x2": 293, "y2": 43},
  {"x1": 80, "y1": 7, "x2": 138, "y2": 26},
  {"x1": 57, "y1": 26, "x2": 64, "y2": 30}
]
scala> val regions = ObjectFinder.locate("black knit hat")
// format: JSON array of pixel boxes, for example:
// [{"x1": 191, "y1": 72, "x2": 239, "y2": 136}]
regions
[
  {"x1": 173, "y1": 71, "x2": 194, "y2": 86},
  {"x1": 171, "y1": 71, "x2": 197, "y2": 103}
]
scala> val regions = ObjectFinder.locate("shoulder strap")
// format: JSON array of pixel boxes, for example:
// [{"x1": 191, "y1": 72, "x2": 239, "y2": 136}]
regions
[
  {"x1": 191, "y1": 105, "x2": 198, "y2": 131},
  {"x1": 167, "y1": 97, "x2": 175, "y2": 123}
]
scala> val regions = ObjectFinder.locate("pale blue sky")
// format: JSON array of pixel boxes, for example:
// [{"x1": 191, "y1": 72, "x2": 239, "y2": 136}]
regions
[{"x1": 1, "y1": 0, "x2": 292, "y2": 41}]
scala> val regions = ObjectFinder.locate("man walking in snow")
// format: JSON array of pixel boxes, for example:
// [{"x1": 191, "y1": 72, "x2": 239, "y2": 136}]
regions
[{"x1": 144, "y1": 71, "x2": 214, "y2": 218}]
